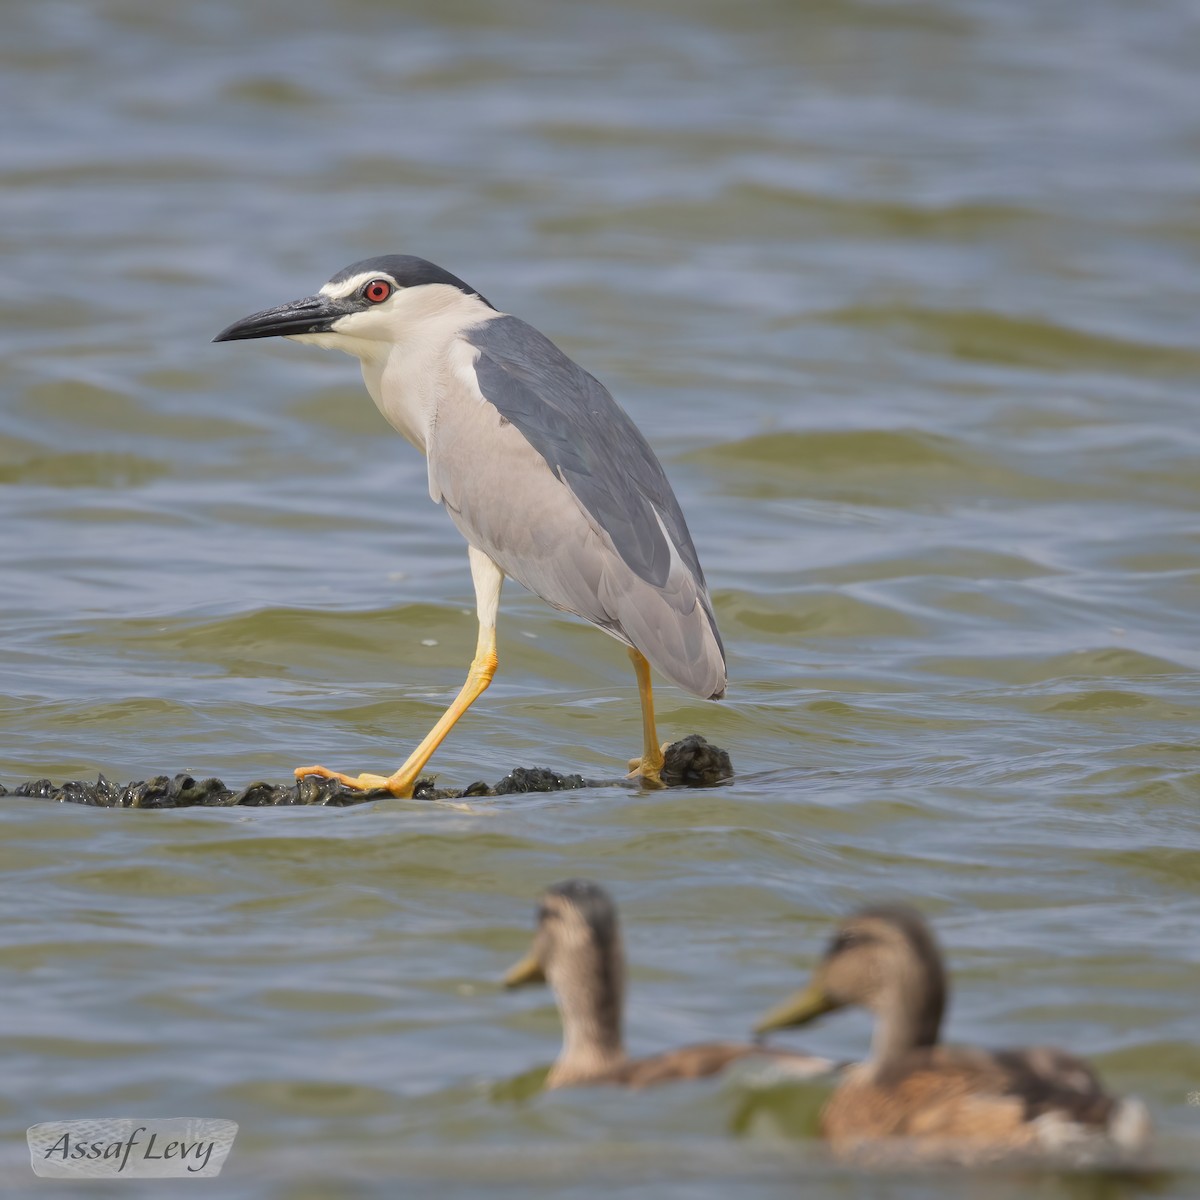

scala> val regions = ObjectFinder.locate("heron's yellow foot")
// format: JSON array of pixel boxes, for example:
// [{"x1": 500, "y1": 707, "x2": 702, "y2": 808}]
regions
[
  {"x1": 626, "y1": 742, "x2": 670, "y2": 788},
  {"x1": 294, "y1": 764, "x2": 414, "y2": 799}
]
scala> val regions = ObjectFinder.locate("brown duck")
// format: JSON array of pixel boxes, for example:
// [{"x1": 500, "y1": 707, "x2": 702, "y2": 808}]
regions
[
  {"x1": 504, "y1": 879, "x2": 838, "y2": 1089},
  {"x1": 754, "y1": 905, "x2": 1150, "y2": 1162}
]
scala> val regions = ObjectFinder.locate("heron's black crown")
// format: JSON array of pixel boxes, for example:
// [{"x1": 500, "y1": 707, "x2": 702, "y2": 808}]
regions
[{"x1": 328, "y1": 255, "x2": 495, "y2": 309}]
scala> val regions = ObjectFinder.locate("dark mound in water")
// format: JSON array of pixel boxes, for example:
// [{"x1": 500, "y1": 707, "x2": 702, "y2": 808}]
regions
[
  {"x1": 660, "y1": 733, "x2": 733, "y2": 788},
  {"x1": 0, "y1": 736, "x2": 732, "y2": 809}
]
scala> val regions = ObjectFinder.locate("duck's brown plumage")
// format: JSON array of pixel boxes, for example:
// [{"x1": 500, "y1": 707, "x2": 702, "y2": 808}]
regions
[
  {"x1": 504, "y1": 880, "x2": 837, "y2": 1090},
  {"x1": 755, "y1": 905, "x2": 1149, "y2": 1161},
  {"x1": 588, "y1": 1041, "x2": 833, "y2": 1090}
]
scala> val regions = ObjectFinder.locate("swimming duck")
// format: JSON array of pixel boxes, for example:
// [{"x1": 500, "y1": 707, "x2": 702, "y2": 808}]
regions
[
  {"x1": 754, "y1": 905, "x2": 1150, "y2": 1162},
  {"x1": 504, "y1": 879, "x2": 838, "y2": 1089}
]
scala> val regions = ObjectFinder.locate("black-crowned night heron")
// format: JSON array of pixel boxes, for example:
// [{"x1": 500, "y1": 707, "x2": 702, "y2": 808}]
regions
[{"x1": 214, "y1": 255, "x2": 725, "y2": 798}]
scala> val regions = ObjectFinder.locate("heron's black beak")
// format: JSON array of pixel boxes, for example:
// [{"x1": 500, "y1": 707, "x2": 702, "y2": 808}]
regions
[{"x1": 212, "y1": 294, "x2": 352, "y2": 342}]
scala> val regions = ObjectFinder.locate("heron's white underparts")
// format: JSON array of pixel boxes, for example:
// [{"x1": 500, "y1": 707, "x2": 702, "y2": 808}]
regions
[{"x1": 214, "y1": 255, "x2": 727, "y2": 798}]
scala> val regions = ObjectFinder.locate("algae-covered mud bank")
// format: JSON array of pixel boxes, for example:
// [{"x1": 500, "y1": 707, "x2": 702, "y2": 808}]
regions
[
  {"x1": 2, "y1": 736, "x2": 732, "y2": 807},
  {"x1": 2, "y1": 0, "x2": 1200, "y2": 1196}
]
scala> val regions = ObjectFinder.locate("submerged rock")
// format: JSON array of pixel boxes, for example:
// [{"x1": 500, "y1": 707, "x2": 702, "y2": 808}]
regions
[
  {"x1": 660, "y1": 733, "x2": 733, "y2": 788},
  {"x1": 1, "y1": 736, "x2": 732, "y2": 809}
]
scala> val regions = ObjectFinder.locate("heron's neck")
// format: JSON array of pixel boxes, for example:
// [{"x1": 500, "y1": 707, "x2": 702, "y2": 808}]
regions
[
  {"x1": 546, "y1": 950, "x2": 626, "y2": 1087},
  {"x1": 358, "y1": 306, "x2": 502, "y2": 457}
]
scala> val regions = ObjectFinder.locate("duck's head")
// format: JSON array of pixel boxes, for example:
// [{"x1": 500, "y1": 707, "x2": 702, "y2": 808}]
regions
[
  {"x1": 754, "y1": 905, "x2": 946, "y2": 1048},
  {"x1": 504, "y1": 879, "x2": 625, "y2": 1002},
  {"x1": 504, "y1": 880, "x2": 627, "y2": 1082}
]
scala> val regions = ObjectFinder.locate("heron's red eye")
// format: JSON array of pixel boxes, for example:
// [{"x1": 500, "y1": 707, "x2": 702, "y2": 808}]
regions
[{"x1": 363, "y1": 279, "x2": 392, "y2": 303}]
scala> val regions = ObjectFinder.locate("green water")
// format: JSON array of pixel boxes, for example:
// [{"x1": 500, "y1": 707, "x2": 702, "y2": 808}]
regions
[{"x1": 2, "y1": 0, "x2": 1198, "y2": 1195}]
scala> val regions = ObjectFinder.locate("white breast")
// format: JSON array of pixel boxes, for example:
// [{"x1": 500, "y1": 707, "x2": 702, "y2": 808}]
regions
[{"x1": 358, "y1": 297, "x2": 501, "y2": 457}]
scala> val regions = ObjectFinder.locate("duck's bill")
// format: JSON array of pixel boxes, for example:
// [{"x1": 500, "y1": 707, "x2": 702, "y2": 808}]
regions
[
  {"x1": 753, "y1": 981, "x2": 836, "y2": 1035},
  {"x1": 503, "y1": 949, "x2": 546, "y2": 988}
]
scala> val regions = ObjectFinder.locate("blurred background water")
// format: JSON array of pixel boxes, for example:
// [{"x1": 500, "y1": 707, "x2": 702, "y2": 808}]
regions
[{"x1": 1, "y1": 0, "x2": 1199, "y2": 1195}]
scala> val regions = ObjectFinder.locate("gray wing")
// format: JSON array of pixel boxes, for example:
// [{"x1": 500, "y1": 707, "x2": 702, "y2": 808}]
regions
[
  {"x1": 426, "y1": 316, "x2": 726, "y2": 699},
  {"x1": 469, "y1": 317, "x2": 707, "y2": 590}
]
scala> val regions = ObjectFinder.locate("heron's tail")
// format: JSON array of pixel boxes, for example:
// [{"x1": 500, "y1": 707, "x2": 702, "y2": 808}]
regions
[{"x1": 615, "y1": 582, "x2": 726, "y2": 700}]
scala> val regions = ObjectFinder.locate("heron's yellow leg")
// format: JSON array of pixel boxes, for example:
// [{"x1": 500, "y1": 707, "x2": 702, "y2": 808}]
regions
[
  {"x1": 296, "y1": 624, "x2": 497, "y2": 798},
  {"x1": 296, "y1": 546, "x2": 505, "y2": 798},
  {"x1": 625, "y1": 647, "x2": 667, "y2": 788}
]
